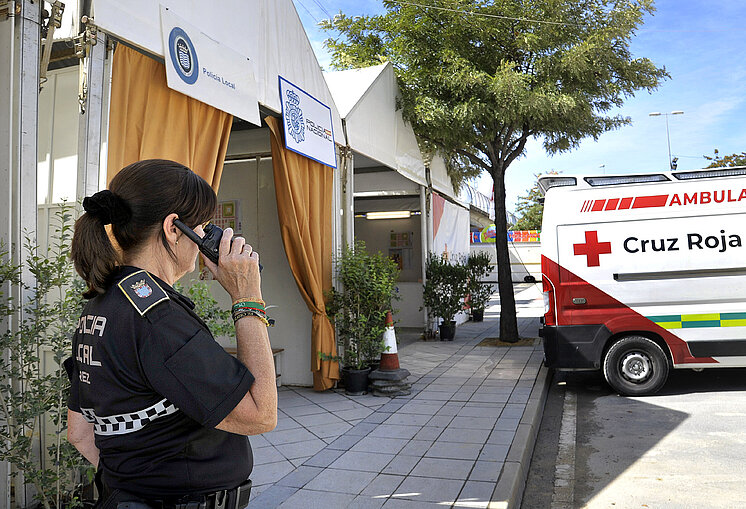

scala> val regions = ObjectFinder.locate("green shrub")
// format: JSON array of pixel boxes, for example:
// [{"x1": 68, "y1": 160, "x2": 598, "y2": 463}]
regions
[
  {"x1": 173, "y1": 280, "x2": 234, "y2": 339},
  {"x1": 466, "y1": 251, "x2": 493, "y2": 311},
  {"x1": 0, "y1": 203, "x2": 93, "y2": 508},
  {"x1": 422, "y1": 253, "x2": 469, "y2": 324},
  {"x1": 326, "y1": 240, "x2": 400, "y2": 370}
]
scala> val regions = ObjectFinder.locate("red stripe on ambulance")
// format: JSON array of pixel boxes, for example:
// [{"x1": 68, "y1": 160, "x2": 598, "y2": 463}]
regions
[
  {"x1": 632, "y1": 194, "x2": 669, "y2": 208},
  {"x1": 581, "y1": 194, "x2": 669, "y2": 213},
  {"x1": 604, "y1": 198, "x2": 620, "y2": 211},
  {"x1": 541, "y1": 255, "x2": 717, "y2": 366}
]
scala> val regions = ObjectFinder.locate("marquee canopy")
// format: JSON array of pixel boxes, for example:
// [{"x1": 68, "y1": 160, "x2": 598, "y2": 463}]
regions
[{"x1": 92, "y1": 0, "x2": 344, "y2": 144}]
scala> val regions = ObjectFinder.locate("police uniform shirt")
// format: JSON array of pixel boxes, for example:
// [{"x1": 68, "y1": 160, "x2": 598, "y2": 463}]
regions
[{"x1": 66, "y1": 266, "x2": 255, "y2": 496}]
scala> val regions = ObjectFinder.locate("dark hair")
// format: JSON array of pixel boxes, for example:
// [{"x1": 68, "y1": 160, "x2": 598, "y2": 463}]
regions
[{"x1": 72, "y1": 159, "x2": 217, "y2": 298}]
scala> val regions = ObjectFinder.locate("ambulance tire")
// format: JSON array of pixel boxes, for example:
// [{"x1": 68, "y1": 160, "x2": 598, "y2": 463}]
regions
[{"x1": 603, "y1": 336, "x2": 670, "y2": 396}]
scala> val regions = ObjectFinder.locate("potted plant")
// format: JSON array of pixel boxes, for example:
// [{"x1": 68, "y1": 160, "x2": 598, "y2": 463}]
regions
[
  {"x1": 326, "y1": 240, "x2": 400, "y2": 394},
  {"x1": 466, "y1": 251, "x2": 493, "y2": 322},
  {"x1": 422, "y1": 253, "x2": 469, "y2": 340}
]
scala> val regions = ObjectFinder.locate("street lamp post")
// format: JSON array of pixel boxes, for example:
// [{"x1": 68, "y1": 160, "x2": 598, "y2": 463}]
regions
[{"x1": 649, "y1": 111, "x2": 684, "y2": 169}]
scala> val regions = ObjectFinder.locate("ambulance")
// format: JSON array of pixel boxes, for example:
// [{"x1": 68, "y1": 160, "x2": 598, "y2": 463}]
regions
[{"x1": 538, "y1": 167, "x2": 746, "y2": 395}]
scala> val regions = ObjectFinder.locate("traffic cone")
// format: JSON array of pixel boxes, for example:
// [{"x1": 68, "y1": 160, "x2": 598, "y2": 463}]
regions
[
  {"x1": 368, "y1": 310, "x2": 411, "y2": 397},
  {"x1": 379, "y1": 311, "x2": 399, "y2": 370}
]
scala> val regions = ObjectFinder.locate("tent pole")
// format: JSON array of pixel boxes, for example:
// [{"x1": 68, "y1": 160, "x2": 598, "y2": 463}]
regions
[{"x1": 76, "y1": 26, "x2": 106, "y2": 198}]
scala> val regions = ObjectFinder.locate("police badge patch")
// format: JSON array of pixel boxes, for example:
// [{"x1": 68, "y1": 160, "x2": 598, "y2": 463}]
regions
[
  {"x1": 131, "y1": 280, "x2": 153, "y2": 298},
  {"x1": 118, "y1": 270, "x2": 169, "y2": 316}
]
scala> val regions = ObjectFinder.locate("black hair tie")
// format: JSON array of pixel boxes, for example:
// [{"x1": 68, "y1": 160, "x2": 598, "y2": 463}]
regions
[{"x1": 82, "y1": 190, "x2": 132, "y2": 226}]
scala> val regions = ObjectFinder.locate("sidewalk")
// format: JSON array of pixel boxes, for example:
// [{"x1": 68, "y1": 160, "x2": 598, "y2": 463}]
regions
[{"x1": 248, "y1": 283, "x2": 549, "y2": 509}]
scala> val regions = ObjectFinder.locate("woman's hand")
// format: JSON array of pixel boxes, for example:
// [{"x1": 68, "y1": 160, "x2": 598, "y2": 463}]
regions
[{"x1": 202, "y1": 228, "x2": 261, "y2": 301}]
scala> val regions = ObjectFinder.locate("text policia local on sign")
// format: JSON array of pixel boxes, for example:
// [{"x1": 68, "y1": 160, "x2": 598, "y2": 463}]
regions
[
  {"x1": 203, "y1": 68, "x2": 236, "y2": 90},
  {"x1": 623, "y1": 230, "x2": 741, "y2": 254}
]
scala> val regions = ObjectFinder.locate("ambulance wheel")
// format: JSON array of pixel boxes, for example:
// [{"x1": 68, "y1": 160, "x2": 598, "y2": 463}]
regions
[{"x1": 603, "y1": 336, "x2": 670, "y2": 396}]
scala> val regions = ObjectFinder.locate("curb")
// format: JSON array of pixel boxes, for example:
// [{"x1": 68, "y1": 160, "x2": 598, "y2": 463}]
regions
[{"x1": 489, "y1": 363, "x2": 552, "y2": 509}]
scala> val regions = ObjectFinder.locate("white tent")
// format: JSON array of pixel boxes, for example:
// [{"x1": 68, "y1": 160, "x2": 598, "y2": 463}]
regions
[
  {"x1": 33, "y1": 0, "x2": 350, "y2": 389},
  {"x1": 92, "y1": 0, "x2": 344, "y2": 143},
  {"x1": 325, "y1": 62, "x2": 471, "y2": 327}
]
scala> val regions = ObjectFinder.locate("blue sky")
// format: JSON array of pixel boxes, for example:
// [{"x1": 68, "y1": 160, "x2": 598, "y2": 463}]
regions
[{"x1": 293, "y1": 0, "x2": 746, "y2": 212}]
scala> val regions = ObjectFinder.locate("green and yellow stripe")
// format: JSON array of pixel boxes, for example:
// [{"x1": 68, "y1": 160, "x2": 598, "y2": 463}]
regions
[{"x1": 647, "y1": 312, "x2": 746, "y2": 330}]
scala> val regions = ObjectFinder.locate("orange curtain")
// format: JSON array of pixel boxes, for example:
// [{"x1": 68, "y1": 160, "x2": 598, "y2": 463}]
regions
[
  {"x1": 266, "y1": 116, "x2": 339, "y2": 391},
  {"x1": 107, "y1": 45, "x2": 232, "y2": 190}
]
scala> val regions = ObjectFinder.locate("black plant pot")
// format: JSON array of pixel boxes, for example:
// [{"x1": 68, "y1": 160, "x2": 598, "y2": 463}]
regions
[
  {"x1": 342, "y1": 367, "x2": 371, "y2": 395},
  {"x1": 472, "y1": 308, "x2": 484, "y2": 322},
  {"x1": 439, "y1": 320, "x2": 457, "y2": 341}
]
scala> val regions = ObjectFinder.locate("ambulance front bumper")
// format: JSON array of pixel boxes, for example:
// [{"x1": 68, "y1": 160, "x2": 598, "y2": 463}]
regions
[{"x1": 539, "y1": 324, "x2": 612, "y2": 370}]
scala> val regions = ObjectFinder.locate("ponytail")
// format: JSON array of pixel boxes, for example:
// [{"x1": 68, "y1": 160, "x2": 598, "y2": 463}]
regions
[{"x1": 71, "y1": 212, "x2": 122, "y2": 299}]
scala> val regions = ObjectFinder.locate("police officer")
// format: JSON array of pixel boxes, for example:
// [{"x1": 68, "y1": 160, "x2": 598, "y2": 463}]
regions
[{"x1": 66, "y1": 159, "x2": 277, "y2": 508}]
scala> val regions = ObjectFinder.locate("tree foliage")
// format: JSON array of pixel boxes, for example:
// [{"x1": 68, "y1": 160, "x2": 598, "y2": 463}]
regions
[
  {"x1": 704, "y1": 150, "x2": 746, "y2": 168},
  {"x1": 322, "y1": 0, "x2": 667, "y2": 340},
  {"x1": 513, "y1": 174, "x2": 548, "y2": 230}
]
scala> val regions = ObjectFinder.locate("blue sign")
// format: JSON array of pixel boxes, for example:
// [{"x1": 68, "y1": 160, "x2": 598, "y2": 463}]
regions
[{"x1": 279, "y1": 76, "x2": 337, "y2": 169}]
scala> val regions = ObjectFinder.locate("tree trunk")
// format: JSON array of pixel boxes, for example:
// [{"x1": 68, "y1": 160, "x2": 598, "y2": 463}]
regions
[{"x1": 493, "y1": 167, "x2": 519, "y2": 342}]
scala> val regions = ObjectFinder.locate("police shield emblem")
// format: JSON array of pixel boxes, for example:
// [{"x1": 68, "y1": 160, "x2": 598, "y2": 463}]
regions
[
  {"x1": 176, "y1": 39, "x2": 192, "y2": 74},
  {"x1": 131, "y1": 280, "x2": 153, "y2": 299}
]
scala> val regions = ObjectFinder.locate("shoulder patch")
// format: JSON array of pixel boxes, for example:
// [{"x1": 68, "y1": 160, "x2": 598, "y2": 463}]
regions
[{"x1": 117, "y1": 270, "x2": 170, "y2": 316}]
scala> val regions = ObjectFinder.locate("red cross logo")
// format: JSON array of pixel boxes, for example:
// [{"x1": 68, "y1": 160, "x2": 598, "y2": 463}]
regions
[{"x1": 573, "y1": 231, "x2": 611, "y2": 267}]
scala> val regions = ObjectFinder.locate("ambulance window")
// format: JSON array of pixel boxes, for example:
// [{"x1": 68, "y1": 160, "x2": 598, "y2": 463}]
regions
[
  {"x1": 584, "y1": 174, "x2": 669, "y2": 186},
  {"x1": 537, "y1": 176, "x2": 576, "y2": 193},
  {"x1": 673, "y1": 167, "x2": 746, "y2": 180}
]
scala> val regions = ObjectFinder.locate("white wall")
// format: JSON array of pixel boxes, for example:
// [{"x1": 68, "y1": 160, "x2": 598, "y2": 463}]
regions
[
  {"x1": 470, "y1": 242, "x2": 542, "y2": 283},
  {"x1": 182, "y1": 132, "x2": 314, "y2": 386},
  {"x1": 353, "y1": 215, "x2": 422, "y2": 283},
  {"x1": 353, "y1": 214, "x2": 424, "y2": 327}
]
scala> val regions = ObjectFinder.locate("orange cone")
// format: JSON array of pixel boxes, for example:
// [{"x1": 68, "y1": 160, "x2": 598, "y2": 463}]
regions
[{"x1": 379, "y1": 311, "x2": 400, "y2": 370}]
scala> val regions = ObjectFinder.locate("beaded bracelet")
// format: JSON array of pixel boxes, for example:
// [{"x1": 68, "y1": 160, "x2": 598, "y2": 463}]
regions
[
  {"x1": 233, "y1": 308, "x2": 271, "y2": 327},
  {"x1": 232, "y1": 307, "x2": 266, "y2": 320},
  {"x1": 232, "y1": 301, "x2": 266, "y2": 314},
  {"x1": 232, "y1": 297, "x2": 265, "y2": 307}
]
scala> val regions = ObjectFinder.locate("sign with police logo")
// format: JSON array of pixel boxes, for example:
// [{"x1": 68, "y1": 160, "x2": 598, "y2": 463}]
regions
[
  {"x1": 279, "y1": 76, "x2": 337, "y2": 169},
  {"x1": 160, "y1": 6, "x2": 260, "y2": 126}
]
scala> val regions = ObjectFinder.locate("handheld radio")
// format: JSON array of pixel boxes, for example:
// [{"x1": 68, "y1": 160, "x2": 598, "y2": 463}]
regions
[{"x1": 174, "y1": 219, "x2": 261, "y2": 271}]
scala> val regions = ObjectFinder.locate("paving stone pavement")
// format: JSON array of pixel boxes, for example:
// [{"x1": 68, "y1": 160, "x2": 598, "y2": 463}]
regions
[{"x1": 248, "y1": 283, "x2": 549, "y2": 509}]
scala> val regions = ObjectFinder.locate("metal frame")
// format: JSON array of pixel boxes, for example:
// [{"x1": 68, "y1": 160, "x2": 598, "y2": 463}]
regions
[
  {"x1": 0, "y1": 0, "x2": 40, "y2": 505},
  {"x1": 76, "y1": 21, "x2": 105, "y2": 200}
]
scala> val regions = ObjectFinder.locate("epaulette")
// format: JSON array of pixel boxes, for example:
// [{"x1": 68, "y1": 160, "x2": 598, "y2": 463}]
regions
[{"x1": 117, "y1": 270, "x2": 170, "y2": 316}]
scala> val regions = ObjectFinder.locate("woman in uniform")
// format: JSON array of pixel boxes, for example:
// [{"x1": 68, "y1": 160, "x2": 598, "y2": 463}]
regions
[{"x1": 66, "y1": 159, "x2": 276, "y2": 508}]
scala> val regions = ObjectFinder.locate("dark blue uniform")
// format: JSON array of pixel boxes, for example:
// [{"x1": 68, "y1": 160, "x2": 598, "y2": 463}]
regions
[{"x1": 67, "y1": 266, "x2": 254, "y2": 497}]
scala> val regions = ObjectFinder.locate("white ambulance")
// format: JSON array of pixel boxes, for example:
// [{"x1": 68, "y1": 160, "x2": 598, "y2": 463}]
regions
[{"x1": 538, "y1": 167, "x2": 746, "y2": 395}]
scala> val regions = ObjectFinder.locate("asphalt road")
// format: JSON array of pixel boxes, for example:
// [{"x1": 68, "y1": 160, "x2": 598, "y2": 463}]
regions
[{"x1": 522, "y1": 367, "x2": 746, "y2": 509}]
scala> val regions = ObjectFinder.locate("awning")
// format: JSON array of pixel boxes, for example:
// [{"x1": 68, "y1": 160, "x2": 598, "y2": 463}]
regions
[{"x1": 325, "y1": 63, "x2": 427, "y2": 188}]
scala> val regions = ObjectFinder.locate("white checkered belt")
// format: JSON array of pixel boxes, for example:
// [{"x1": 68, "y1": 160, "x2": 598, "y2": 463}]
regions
[{"x1": 80, "y1": 398, "x2": 179, "y2": 436}]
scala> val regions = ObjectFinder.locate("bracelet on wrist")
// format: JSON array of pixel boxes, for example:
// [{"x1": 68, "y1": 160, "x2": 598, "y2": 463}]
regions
[
  {"x1": 232, "y1": 301, "x2": 265, "y2": 314},
  {"x1": 232, "y1": 297, "x2": 265, "y2": 306},
  {"x1": 233, "y1": 309, "x2": 271, "y2": 327}
]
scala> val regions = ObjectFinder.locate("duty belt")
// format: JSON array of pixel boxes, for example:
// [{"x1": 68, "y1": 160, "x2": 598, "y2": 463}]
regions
[{"x1": 117, "y1": 480, "x2": 252, "y2": 509}]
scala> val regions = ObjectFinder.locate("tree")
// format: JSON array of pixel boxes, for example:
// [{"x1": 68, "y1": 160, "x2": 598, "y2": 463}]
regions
[
  {"x1": 512, "y1": 175, "x2": 546, "y2": 231},
  {"x1": 322, "y1": 0, "x2": 667, "y2": 341},
  {"x1": 704, "y1": 149, "x2": 746, "y2": 168}
]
